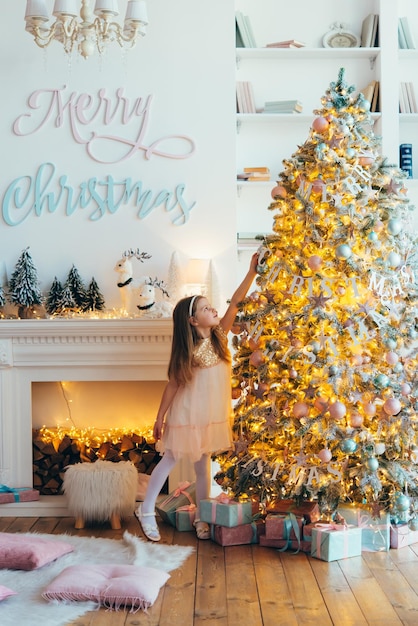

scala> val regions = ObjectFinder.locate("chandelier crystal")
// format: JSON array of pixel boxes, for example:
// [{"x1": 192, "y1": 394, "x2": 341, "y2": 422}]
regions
[{"x1": 24, "y1": 0, "x2": 148, "y2": 59}]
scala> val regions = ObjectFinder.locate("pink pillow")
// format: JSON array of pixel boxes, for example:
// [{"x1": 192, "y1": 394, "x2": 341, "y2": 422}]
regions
[
  {"x1": 0, "y1": 585, "x2": 17, "y2": 601},
  {"x1": 42, "y1": 564, "x2": 169, "y2": 612},
  {"x1": 0, "y1": 533, "x2": 74, "y2": 571}
]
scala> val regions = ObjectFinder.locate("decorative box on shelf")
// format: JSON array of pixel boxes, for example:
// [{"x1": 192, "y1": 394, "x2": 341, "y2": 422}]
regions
[
  {"x1": 0, "y1": 486, "x2": 40, "y2": 504},
  {"x1": 311, "y1": 524, "x2": 362, "y2": 562},
  {"x1": 337, "y1": 504, "x2": 390, "y2": 552},
  {"x1": 155, "y1": 481, "x2": 196, "y2": 527},
  {"x1": 200, "y1": 495, "x2": 253, "y2": 528}
]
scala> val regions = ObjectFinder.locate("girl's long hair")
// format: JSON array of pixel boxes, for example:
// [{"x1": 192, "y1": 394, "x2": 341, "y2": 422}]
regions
[{"x1": 168, "y1": 295, "x2": 230, "y2": 385}]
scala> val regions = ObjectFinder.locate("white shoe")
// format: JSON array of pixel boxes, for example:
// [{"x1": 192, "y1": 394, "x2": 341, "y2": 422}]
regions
[{"x1": 134, "y1": 504, "x2": 161, "y2": 542}]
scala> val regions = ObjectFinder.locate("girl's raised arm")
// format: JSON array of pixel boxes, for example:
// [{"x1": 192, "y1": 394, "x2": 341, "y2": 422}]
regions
[{"x1": 220, "y1": 252, "x2": 258, "y2": 334}]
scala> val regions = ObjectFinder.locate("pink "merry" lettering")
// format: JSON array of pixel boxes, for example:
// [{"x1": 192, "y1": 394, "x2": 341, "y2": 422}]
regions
[{"x1": 13, "y1": 86, "x2": 196, "y2": 165}]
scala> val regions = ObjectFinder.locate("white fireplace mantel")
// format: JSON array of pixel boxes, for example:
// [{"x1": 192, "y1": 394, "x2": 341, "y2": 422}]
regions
[{"x1": 0, "y1": 318, "x2": 180, "y2": 515}]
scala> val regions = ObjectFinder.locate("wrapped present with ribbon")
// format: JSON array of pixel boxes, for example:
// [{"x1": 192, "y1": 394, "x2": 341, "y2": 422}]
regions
[
  {"x1": 212, "y1": 518, "x2": 265, "y2": 546},
  {"x1": 259, "y1": 534, "x2": 312, "y2": 553},
  {"x1": 155, "y1": 481, "x2": 196, "y2": 527},
  {"x1": 390, "y1": 523, "x2": 418, "y2": 549},
  {"x1": 175, "y1": 503, "x2": 197, "y2": 532},
  {"x1": 266, "y1": 498, "x2": 320, "y2": 523},
  {"x1": 0, "y1": 485, "x2": 40, "y2": 504},
  {"x1": 200, "y1": 493, "x2": 253, "y2": 528},
  {"x1": 311, "y1": 523, "x2": 362, "y2": 561},
  {"x1": 265, "y1": 512, "x2": 305, "y2": 541},
  {"x1": 337, "y1": 504, "x2": 390, "y2": 552}
]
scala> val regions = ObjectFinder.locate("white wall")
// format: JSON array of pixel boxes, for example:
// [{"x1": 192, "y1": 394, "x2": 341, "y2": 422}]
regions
[{"x1": 0, "y1": 1, "x2": 238, "y2": 312}]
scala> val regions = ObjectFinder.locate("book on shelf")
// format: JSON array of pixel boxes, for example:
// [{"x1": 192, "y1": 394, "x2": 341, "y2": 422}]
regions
[
  {"x1": 265, "y1": 40, "x2": 306, "y2": 48},
  {"x1": 400, "y1": 144, "x2": 413, "y2": 178},
  {"x1": 236, "y1": 81, "x2": 256, "y2": 114},
  {"x1": 360, "y1": 80, "x2": 379, "y2": 112},
  {"x1": 398, "y1": 16, "x2": 416, "y2": 50},
  {"x1": 361, "y1": 14, "x2": 379, "y2": 48},
  {"x1": 399, "y1": 81, "x2": 417, "y2": 113},
  {"x1": 263, "y1": 99, "x2": 303, "y2": 114},
  {"x1": 235, "y1": 11, "x2": 257, "y2": 48},
  {"x1": 238, "y1": 167, "x2": 271, "y2": 182},
  {"x1": 243, "y1": 166, "x2": 270, "y2": 173}
]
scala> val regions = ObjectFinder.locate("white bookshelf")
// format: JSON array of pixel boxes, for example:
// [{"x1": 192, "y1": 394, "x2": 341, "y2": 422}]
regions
[{"x1": 235, "y1": 0, "x2": 418, "y2": 246}]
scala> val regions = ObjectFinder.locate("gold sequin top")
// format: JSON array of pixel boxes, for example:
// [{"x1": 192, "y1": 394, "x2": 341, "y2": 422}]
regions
[{"x1": 192, "y1": 327, "x2": 228, "y2": 368}]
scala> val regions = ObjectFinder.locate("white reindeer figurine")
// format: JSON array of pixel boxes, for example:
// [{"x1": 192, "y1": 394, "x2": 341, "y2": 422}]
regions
[{"x1": 114, "y1": 248, "x2": 173, "y2": 317}]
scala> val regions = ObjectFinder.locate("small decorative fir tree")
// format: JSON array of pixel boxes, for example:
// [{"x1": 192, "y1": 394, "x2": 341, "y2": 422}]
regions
[
  {"x1": 86, "y1": 277, "x2": 106, "y2": 311},
  {"x1": 66, "y1": 265, "x2": 88, "y2": 311},
  {"x1": 54, "y1": 284, "x2": 77, "y2": 315},
  {"x1": 215, "y1": 69, "x2": 418, "y2": 525},
  {"x1": 46, "y1": 277, "x2": 63, "y2": 315},
  {"x1": 8, "y1": 247, "x2": 43, "y2": 316},
  {"x1": 0, "y1": 284, "x2": 5, "y2": 308}
]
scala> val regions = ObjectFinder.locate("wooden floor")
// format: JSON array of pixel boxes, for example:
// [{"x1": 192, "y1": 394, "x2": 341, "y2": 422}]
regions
[{"x1": 1, "y1": 515, "x2": 418, "y2": 626}]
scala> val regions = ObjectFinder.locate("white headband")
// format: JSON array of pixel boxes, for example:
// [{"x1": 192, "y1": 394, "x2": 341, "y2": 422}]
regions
[{"x1": 189, "y1": 295, "x2": 198, "y2": 317}]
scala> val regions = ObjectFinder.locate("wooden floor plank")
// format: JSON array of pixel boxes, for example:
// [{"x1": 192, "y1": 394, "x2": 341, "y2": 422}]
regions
[
  {"x1": 310, "y1": 557, "x2": 368, "y2": 625},
  {"x1": 194, "y1": 539, "x2": 228, "y2": 626},
  {"x1": 279, "y1": 552, "x2": 333, "y2": 625},
  {"x1": 338, "y1": 556, "x2": 403, "y2": 625},
  {"x1": 225, "y1": 544, "x2": 263, "y2": 626},
  {"x1": 252, "y1": 544, "x2": 299, "y2": 626}
]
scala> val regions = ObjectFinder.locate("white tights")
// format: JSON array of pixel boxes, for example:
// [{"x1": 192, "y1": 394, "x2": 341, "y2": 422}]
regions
[{"x1": 141, "y1": 450, "x2": 211, "y2": 520}]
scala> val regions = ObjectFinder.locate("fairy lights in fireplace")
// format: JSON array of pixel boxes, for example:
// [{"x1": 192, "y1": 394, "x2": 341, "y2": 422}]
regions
[{"x1": 38, "y1": 425, "x2": 155, "y2": 455}]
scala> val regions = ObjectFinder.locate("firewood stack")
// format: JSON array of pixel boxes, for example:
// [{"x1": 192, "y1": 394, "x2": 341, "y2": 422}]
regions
[{"x1": 33, "y1": 430, "x2": 161, "y2": 495}]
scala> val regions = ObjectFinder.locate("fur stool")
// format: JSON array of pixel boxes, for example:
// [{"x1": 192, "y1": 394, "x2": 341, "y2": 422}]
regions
[{"x1": 63, "y1": 460, "x2": 138, "y2": 530}]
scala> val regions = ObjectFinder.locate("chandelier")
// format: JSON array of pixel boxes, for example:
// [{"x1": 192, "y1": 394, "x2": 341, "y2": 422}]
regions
[{"x1": 24, "y1": 0, "x2": 148, "y2": 59}]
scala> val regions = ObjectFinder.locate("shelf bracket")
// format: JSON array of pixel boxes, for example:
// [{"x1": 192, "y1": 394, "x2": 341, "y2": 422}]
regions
[
  {"x1": 236, "y1": 119, "x2": 242, "y2": 133},
  {"x1": 237, "y1": 184, "x2": 242, "y2": 197},
  {"x1": 236, "y1": 54, "x2": 241, "y2": 69},
  {"x1": 369, "y1": 55, "x2": 377, "y2": 70}
]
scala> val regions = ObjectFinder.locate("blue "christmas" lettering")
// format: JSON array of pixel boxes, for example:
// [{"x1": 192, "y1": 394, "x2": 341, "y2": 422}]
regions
[{"x1": 2, "y1": 163, "x2": 196, "y2": 226}]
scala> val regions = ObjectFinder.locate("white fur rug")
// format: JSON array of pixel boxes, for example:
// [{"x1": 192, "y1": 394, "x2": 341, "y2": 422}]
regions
[{"x1": 0, "y1": 531, "x2": 194, "y2": 626}]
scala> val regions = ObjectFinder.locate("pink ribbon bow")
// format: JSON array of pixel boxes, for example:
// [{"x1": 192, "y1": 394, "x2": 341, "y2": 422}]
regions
[{"x1": 160, "y1": 481, "x2": 193, "y2": 507}]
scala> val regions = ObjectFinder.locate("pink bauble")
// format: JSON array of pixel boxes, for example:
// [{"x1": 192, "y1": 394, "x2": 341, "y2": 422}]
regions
[
  {"x1": 312, "y1": 179, "x2": 325, "y2": 194},
  {"x1": 292, "y1": 401, "x2": 309, "y2": 419},
  {"x1": 358, "y1": 156, "x2": 374, "y2": 166},
  {"x1": 249, "y1": 350, "x2": 264, "y2": 367},
  {"x1": 401, "y1": 383, "x2": 411, "y2": 396},
  {"x1": 291, "y1": 338, "x2": 303, "y2": 349},
  {"x1": 383, "y1": 397, "x2": 402, "y2": 415},
  {"x1": 329, "y1": 401, "x2": 346, "y2": 420},
  {"x1": 363, "y1": 402, "x2": 376, "y2": 417},
  {"x1": 318, "y1": 448, "x2": 332, "y2": 463},
  {"x1": 351, "y1": 355, "x2": 363, "y2": 366},
  {"x1": 350, "y1": 413, "x2": 364, "y2": 428},
  {"x1": 271, "y1": 185, "x2": 287, "y2": 199},
  {"x1": 307, "y1": 255, "x2": 322, "y2": 271},
  {"x1": 374, "y1": 220, "x2": 384, "y2": 232},
  {"x1": 312, "y1": 117, "x2": 329, "y2": 133},
  {"x1": 289, "y1": 369, "x2": 298, "y2": 379},
  {"x1": 314, "y1": 396, "x2": 329, "y2": 412},
  {"x1": 385, "y1": 352, "x2": 399, "y2": 365}
]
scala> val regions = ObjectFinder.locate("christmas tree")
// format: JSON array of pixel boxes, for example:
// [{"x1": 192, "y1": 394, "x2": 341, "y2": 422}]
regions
[
  {"x1": 8, "y1": 247, "x2": 43, "y2": 316},
  {"x1": 215, "y1": 69, "x2": 418, "y2": 523},
  {"x1": 66, "y1": 265, "x2": 88, "y2": 311},
  {"x1": 86, "y1": 277, "x2": 106, "y2": 311},
  {"x1": 46, "y1": 276, "x2": 63, "y2": 315}
]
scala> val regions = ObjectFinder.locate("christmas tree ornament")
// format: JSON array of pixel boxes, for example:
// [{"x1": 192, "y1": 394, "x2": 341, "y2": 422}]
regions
[
  {"x1": 307, "y1": 255, "x2": 322, "y2": 271},
  {"x1": 408, "y1": 517, "x2": 418, "y2": 531},
  {"x1": 366, "y1": 457, "x2": 379, "y2": 471},
  {"x1": 375, "y1": 443, "x2": 386, "y2": 455},
  {"x1": 292, "y1": 401, "x2": 309, "y2": 419},
  {"x1": 387, "y1": 218, "x2": 402, "y2": 236},
  {"x1": 393, "y1": 492, "x2": 410, "y2": 512},
  {"x1": 385, "y1": 352, "x2": 399, "y2": 365},
  {"x1": 318, "y1": 448, "x2": 332, "y2": 463},
  {"x1": 340, "y1": 438, "x2": 357, "y2": 454},
  {"x1": 329, "y1": 401, "x2": 346, "y2": 420},
  {"x1": 387, "y1": 251, "x2": 401, "y2": 268},
  {"x1": 368, "y1": 231, "x2": 378, "y2": 243},
  {"x1": 401, "y1": 383, "x2": 411, "y2": 396},
  {"x1": 363, "y1": 402, "x2": 377, "y2": 417},
  {"x1": 312, "y1": 116, "x2": 329, "y2": 133},
  {"x1": 350, "y1": 413, "x2": 363, "y2": 428},
  {"x1": 335, "y1": 244, "x2": 352, "y2": 259},
  {"x1": 271, "y1": 185, "x2": 287, "y2": 199},
  {"x1": 383, "y1": 398, "x2": 401, "y2": 415},
  {"x1": 374, "y1": 374, "x2": 390, "y2": 389}
]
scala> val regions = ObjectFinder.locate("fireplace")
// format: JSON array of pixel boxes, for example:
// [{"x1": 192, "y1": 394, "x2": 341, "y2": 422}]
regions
[{"x1": 0, "y1": 318, "x2": 193, "y2": 515}]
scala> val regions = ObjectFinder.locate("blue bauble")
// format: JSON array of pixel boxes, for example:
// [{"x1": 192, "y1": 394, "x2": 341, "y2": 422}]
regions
[
  {"x1": 394, "y1": 492, "x2": 410, "y2": 512},
  {"x1": 387, "y1": 218, "x2": 402, "y2": 236},
  {"x1": 366, "y1": 457, "x2": 379, "y2": 471},
  {"x1": 374, "y1": 373, "x2": 390, "y2": 389},
  {"x1": 385, "y1": 338, "x2": 397, "y2": 350},
  {"x1": 368, "y1": 231, "x2": 378, "y2": 243},
  {"x1": 340, "y1": 438, "x2": 358, "y2": 453},
  {"x1": 387, "y1": 251, "x2": 401, "y2": 268},
  {"x1": 408, "y1": 517, "x2": 418, "y2": 531},
  {"x1": 393, "y1": 362, "x2": 403, "y2": 373},
  {"x1": 409, "y1": 329, "x2": 418, "y2": 340},
  {"x1": 336, "y1": 244, "x2": 352, "y2": 259}
]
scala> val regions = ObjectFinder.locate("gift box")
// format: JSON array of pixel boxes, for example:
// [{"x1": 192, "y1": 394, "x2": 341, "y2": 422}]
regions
[
  {"x1": 175, "y1": 504, "x2": 196, "y2": 532},
  {"x1": 259, "y1": 534, "x2": 311, "y2": 553},
  {"x1": 265, "y1": 513, "x2": 305, "y2": 541},
  {"x1": 0, "y1": 486, "x2": 40, "y2": 504},
  {"x1": 266, "y1": 498, "x2": 320, "y2": 523},
  {"x1": 390, "y1": 523, "x2": 418, "y2": 549},
  {"x1": 311, "y1": 525, "x2": 362, "y2": 561},
  {"x1": 200, "y1": 495, "x2": 253, "y2": 528},
  {"x1": 338, "y1": 504, "x2": 390, "y2": 552},
  {"x1": 155, "y1": 481, "x2": 196, "y2": 527},
  {"x1": 212, "y1": 519, "x2": 264, "y2": 546}
]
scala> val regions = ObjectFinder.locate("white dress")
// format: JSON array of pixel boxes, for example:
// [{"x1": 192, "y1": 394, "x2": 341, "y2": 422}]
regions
[{"x1": 159, "y1": 328, "x2": 233, "y2": 463}]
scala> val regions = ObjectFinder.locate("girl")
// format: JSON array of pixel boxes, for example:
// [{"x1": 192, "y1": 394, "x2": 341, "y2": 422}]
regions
[{"x1": 135, "y1": 254, "x2": 258, "y2": 541}]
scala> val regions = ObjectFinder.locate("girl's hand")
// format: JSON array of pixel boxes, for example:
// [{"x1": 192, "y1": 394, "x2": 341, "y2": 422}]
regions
[{"x1": 153, "y1": 417, "x2": 164, "y2": 441}]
